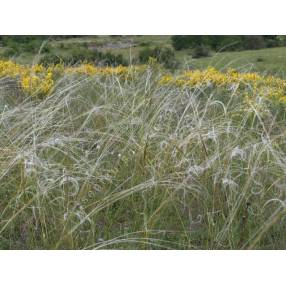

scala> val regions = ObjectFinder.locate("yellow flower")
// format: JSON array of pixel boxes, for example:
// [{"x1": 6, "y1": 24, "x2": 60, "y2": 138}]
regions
[{"x1": 1, "y1": 59, "x2": 286, "y2": 101}]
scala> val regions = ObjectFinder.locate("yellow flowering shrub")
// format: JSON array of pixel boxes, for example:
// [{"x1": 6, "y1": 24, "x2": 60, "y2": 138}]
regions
[
  {"x1": 0, "y1": 60, "x2": 54, "y2": 96},
  {"x1": 0, "y1": 59, "x2": 286, "y2": 102},
  {"x1": 65, "y1": 64, "x2": 129, "y2": 76},
  {"x1": 21, "y1": 71, "x2": 54, "y2": 96},
  {"x1": 159, "y1": 67, "x2": 286, "y2": 103}
]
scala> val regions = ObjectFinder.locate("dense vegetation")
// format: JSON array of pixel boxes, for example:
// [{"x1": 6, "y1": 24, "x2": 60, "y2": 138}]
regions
[
  {"x1": 0, "y1": 36, "x2": 284, "y2": 67},
  {"x1": 138, "y1": 46, "x2": 178, "y2": 68},
  {"x1": 1, "y1": 58, "x2": 286, "y2": 249},
  {"x1": 171, "y1": 36, "x2": 283, "y2": 52}
]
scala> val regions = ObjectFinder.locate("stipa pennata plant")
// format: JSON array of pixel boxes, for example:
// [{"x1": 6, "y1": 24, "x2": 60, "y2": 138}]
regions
[{"x1": 0, "y1": 63, "x2": 286, "y2": 249}]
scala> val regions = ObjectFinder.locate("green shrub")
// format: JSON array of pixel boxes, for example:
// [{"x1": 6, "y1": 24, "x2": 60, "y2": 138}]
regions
[
  {"x1": 139, "y1": 42, "x2": 150, "y2": 47},
  {"x1": 242, "y1": 36, "x2": 266, "y2": 50},
  {"x1": 138, "y1": 47, "x2": 151, "y2": 62},
  {"x1": 171, "y1": 35, "x2": 203, "y2": 50},
  {"x1": 39, "y1": 49, "x2": 127, "y2": 67},
  {"x1": 39, "y1": 54, "x2": 63, "y2": 66},
  {"x1": 0, "y1": 36, "x2": 51, "y2": 56},
  {"x1": 98, "y1": 52, "x2": 128, "y2": 66},
  {"x1": 58, "y1": 43, "x2": 66, "y2": 49},
  {"x1": 1, "y1": 47, "x2": 18, "y2": 58},
  {"x1": 206, "y1": 36, "x2": 243, "y2": 51},
  {"x1": 256, "y1": 57, "x2": 264, "y2": 62},
  {"x1": 138, "y1": 46, "x2": 178, "y2": 69},
  {"x1": 191, "y1": 45, "x2": 210, "y2": 58},
  {"x1": 277, "y1": 36, "x2": 286, "y2": 46}
]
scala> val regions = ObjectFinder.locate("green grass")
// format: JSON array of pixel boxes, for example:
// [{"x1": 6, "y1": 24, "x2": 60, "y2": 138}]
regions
[
  {"x1": 1, "y1": 66, "x2": 286, "y2": 249},
  {"x1": 179, "y1": 46, "x2": 286, "y2": 77}
]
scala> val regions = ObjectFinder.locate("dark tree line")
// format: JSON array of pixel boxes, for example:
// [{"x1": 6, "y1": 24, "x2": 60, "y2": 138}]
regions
[{"x1": 171, "y1": 35, "x2": 282, "y2": 52}]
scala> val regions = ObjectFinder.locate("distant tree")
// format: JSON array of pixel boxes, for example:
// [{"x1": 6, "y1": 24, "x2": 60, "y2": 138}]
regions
[
  {"x1": 171, "y1": 35, "x2": 281, "y2": 54},
  {"x1": 206, "y1": 36, "x2": 243, "y2": 51},
  {"x1": 241, "y1": 36, "x2": 266, "y2": 50},
  {"x1": 277, "y1": 36, "x2": 286, "y2": 46},
  {"x1": 171, "y1": 36, "x2": 204, "y2": 50},
  {"x1": 263, "y1": 35, "x2": 280, "y2": 47}
]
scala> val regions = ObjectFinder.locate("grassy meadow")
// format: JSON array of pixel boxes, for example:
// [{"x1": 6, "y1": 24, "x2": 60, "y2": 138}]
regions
[
  {"x1": 183, "y1": 47, "x2": 286, "y2": 76},
  {"x1": 1, "y1": 36, "x2": 286, "y2": 249},
  {"x1": 5, "y1": 35, "x2": 286, "y2": 75}
]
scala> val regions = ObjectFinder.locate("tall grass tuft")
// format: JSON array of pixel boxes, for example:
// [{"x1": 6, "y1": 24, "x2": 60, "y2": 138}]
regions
[{"x1": 1, "y1": 66, "x2": 286, "y2": 249}]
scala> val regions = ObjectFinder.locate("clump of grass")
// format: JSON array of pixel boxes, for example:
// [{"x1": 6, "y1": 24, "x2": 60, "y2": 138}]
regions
[{"x1": 0, "y1": 65, "x2": 286, "y2": 249}]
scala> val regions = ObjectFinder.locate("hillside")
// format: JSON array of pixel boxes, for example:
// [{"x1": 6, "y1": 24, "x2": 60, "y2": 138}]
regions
[{"x1": 2, "y1": 36, "x2": 286, "y2": 76}]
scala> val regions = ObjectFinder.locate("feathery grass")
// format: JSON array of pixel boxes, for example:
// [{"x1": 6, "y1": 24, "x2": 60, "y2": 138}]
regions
[{"x1": 1, "y1": 64, "x2": 286, "y2": 249}]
